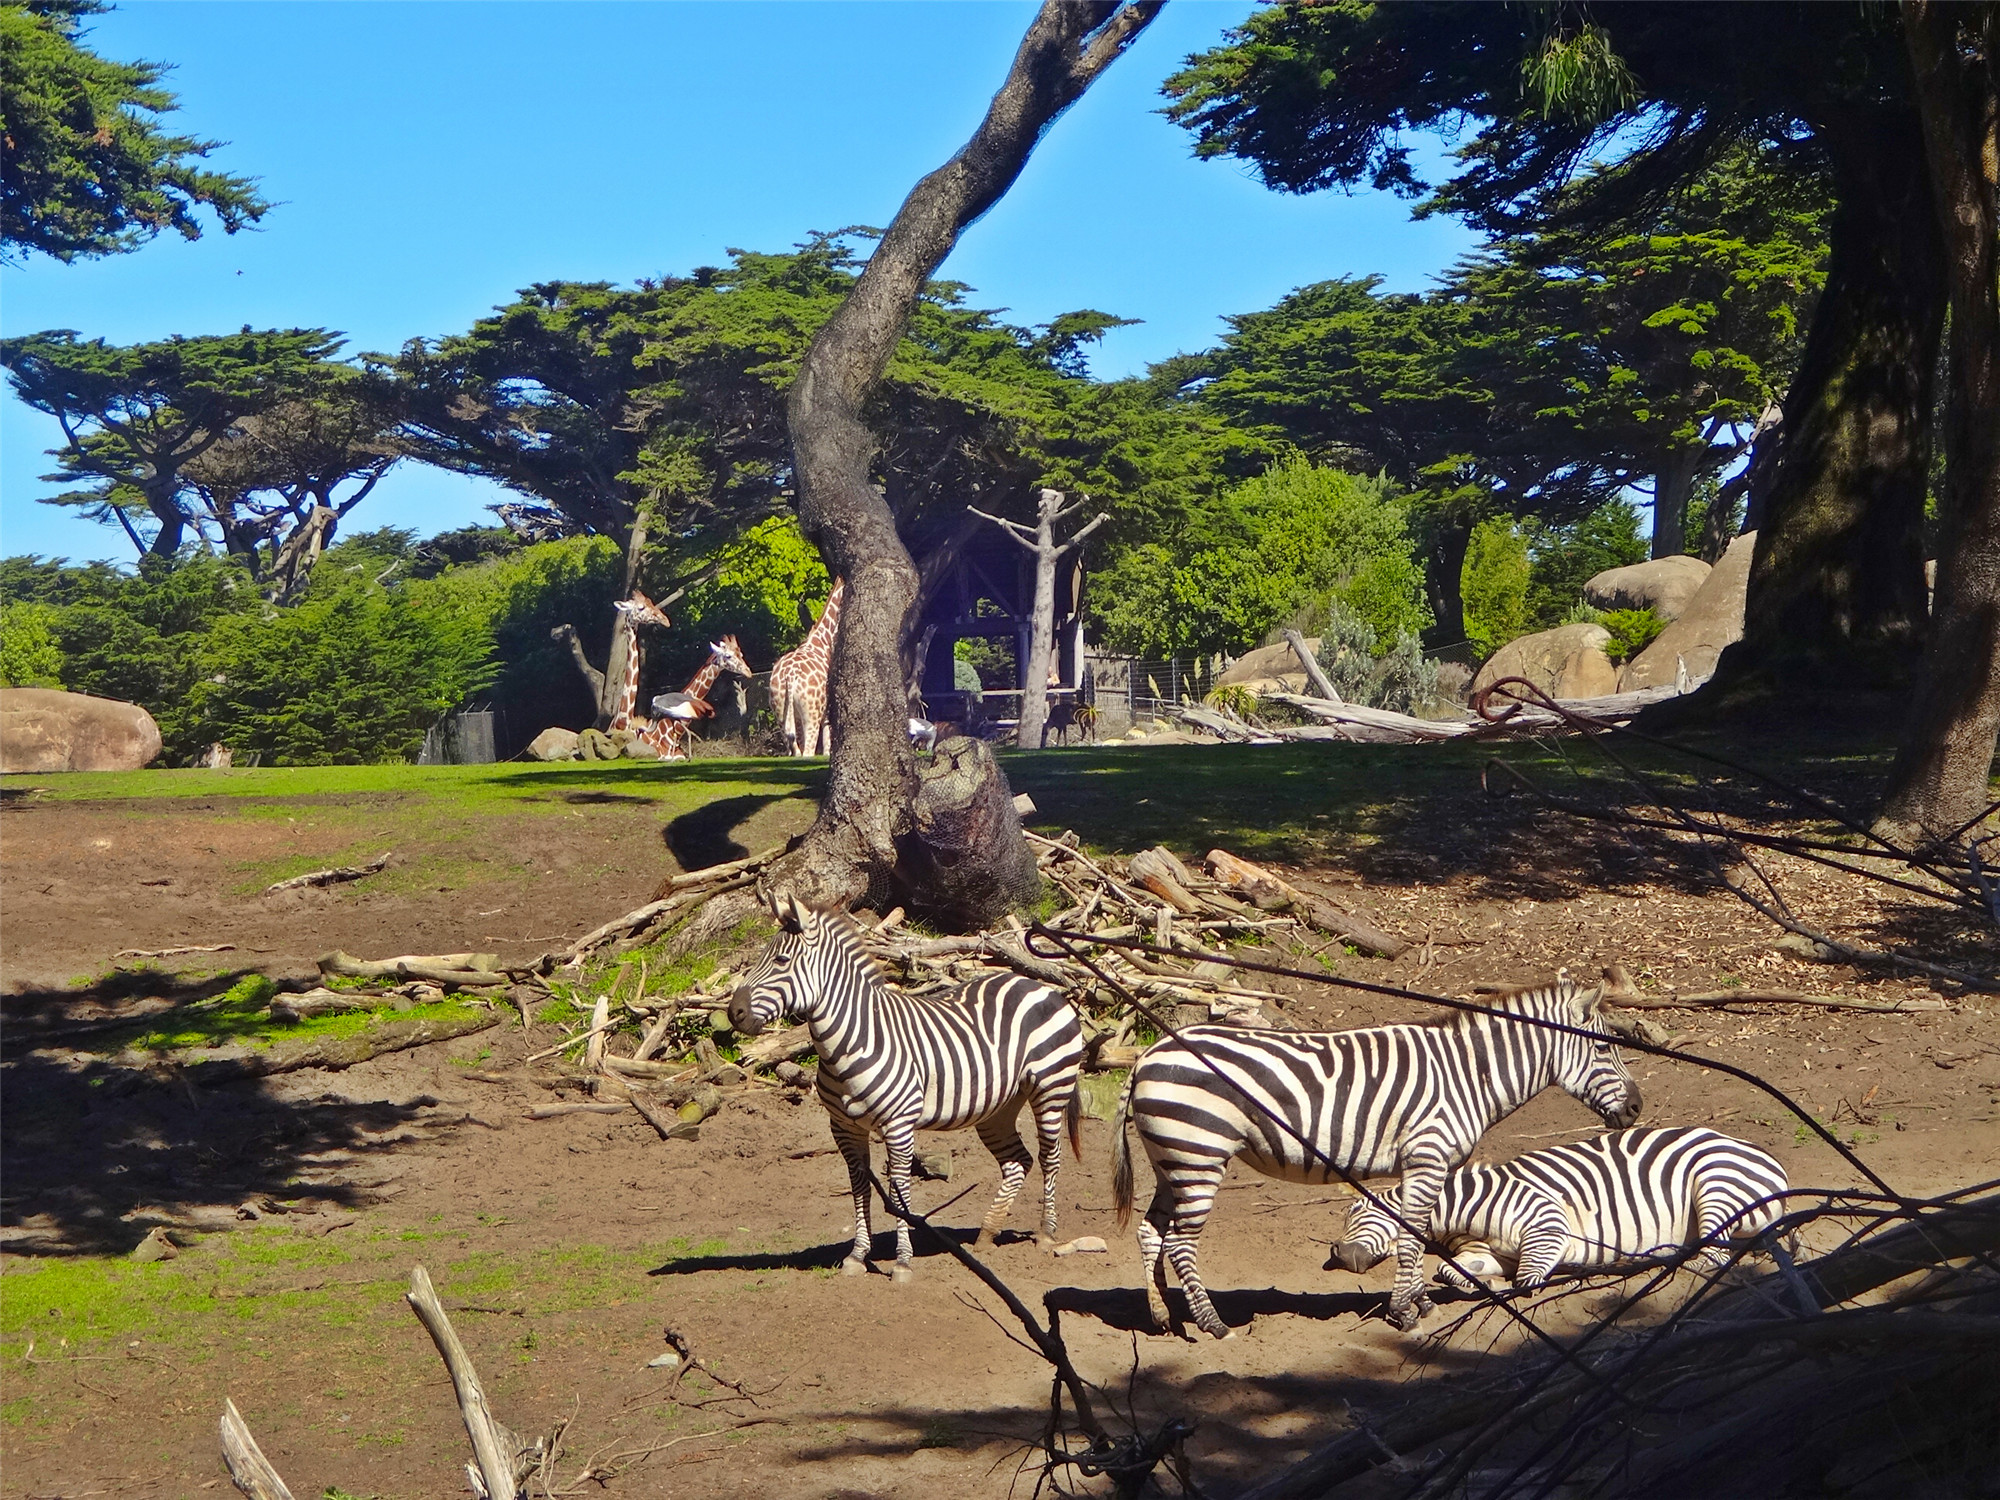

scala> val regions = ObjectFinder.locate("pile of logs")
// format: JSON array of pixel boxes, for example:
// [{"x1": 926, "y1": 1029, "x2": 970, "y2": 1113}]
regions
[
  {"x1": 496, "y1": 834, "x2": 1409, "y2": 1129},
  {"x1": 1172, "y1": 685, "x2": 1687, "y2": 746}
]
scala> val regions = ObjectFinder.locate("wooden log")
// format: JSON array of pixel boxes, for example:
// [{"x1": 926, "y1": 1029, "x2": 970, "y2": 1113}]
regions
[
  {"x1": 601, "y1": 1055, "x2": 699, "y2": 1081},
  {"x1": 219, "y1": 1398, "x2": 296, "y2": 1500},
  {"x1": 267, "y1": 988, "x2": 374, "y2": 1022},
  {"x1": 318, "y1": 951, "x2": 509, "y2": 988},
  {"x1": 1206, "y1": 849, "x2": 1408, "y2": 959},
  {"x1": 1283, "y1": 628, "x2": 1343, "y2": 703},
  {"x1": 629, "y1": 1090, "x2": 695, "y2": 1141},
  {"x1": 265, "y1": 852, "x2": 392, "y2": 894},
  {"x1": 1128, "y1": 847, "x2": 1202, "y2": 913},
  {"x1": 583, "y1": 993, "x2": 609, "y2": 1075},
  {"x1": 405, "y1": 1266, "x2": 540, "y2": 1499},
  {"x1": 527, "y1": 1102, "x2": 630, "y2": 1120},
  {"x1": 187, "y1": 1010, "x2": 500, "y2": 1081},
  {"x1": 738, "y1": 1024, "x2": 817, "y2": 1071},
  {"x1": 663, "y1": 843, "x2": 786, "y2": 892}
]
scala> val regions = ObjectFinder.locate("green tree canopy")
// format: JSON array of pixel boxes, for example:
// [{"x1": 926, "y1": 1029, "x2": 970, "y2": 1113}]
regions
[
  {"x1": 0, "y1": 327, "x2": 354, "y2": 559},
  {"x1": 1, "y1": 0, "x2": 267, "y2": 263}
]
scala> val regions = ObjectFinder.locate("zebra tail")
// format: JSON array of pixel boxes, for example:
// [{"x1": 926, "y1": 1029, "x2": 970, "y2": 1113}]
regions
[
  {"x1": 1111, "y1": 1066, "x2": 1138, "y2": 1230},
  {"x1": 1066, "y1": 1086, "x2": 1083, "y2": 1160}
]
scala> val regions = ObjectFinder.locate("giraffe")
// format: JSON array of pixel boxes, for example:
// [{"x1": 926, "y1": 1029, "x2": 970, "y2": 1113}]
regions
[
  {"x1": 650, "y1": 636, "x2": 756, "y2": 761},
  {"x1": 608, "y1": 589, "x2": 674, "y2": 741},
  {"x1": 769, "y1": 578, "x2": 844, "y2": 757}
]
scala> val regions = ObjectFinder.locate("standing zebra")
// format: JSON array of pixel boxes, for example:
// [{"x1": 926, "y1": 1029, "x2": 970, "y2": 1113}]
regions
[
  {"x1": 1111, "y1": 982, "x2": 1642, "y2": 1337},
  {"x1": 729, "y1": 896, "x2": 1084, "y2": 1282},
  {"x1": 1332, "y1": 1126, "x2": 1790, "y2": 1291}
]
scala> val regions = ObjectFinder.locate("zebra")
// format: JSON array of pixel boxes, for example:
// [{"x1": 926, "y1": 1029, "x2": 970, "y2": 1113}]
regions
[
  {"x1": 1110, "y1": 981, "x2": 1642, "y2": 1338},
  {"x1": 1332, "y1": 1126, "x2": 1790, "y2": 1292},
  {"x1": 728, "y1": 894, "x2": 1084, "y2": 1282}
]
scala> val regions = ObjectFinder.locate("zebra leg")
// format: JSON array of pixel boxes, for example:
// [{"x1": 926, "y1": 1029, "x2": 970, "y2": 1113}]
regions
[
  {"x1": 1160, "y1": 1165, "x2": 1232, "y2": 1340},
  {"x1": 1028, "y1": 1080, "x2": 1074, "y2": 1246},
  {"x1": 829, "y1": 1115, "x2": 873, "y2": 1275},
  {"x1": 882, "y1": 1125, "x2": 919, "y2": 1283},
  {"x1": 1511, "y1": 1225, "x2": 1567, "y2": 1290},
  {"x1": 1387, "y1": 1157, "x2": 1449, "y2": 1331},
  {"x1": 1135, "y1": 1208, "x2": 1171, "y2": 1334},
  {"x1": 971, "y1": 1108, "x2": 1033, "y2": 1247}
]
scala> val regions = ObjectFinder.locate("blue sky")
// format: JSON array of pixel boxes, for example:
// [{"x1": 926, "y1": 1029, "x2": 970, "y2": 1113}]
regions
[{"x1": 1, "y1": 1, "x2": 1480, "y2": 564}]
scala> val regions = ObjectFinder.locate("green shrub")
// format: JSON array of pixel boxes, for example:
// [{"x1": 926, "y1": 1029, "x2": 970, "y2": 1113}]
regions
[
  {"x1": 1314, "y1": 601, "x2": 1378, "y2": 700},
  {"x1": 0, "y1": 601, "x2": 63, "y2": 687},
  {"x1": 1462, "y1": 517, "x2": 1531, "y2": 657},
  {"x1": 1204, "y1": 683, "x2": 1260, "y2": 719},
  {"x1": 1599, "y1": 608, "x2": 1666, "y2": 664}
]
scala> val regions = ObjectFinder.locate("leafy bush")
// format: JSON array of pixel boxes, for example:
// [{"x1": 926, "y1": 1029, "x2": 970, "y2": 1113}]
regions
[
  {"x1": 1599, "y1": 607, "x2": 1666, "y2": 664},
  {"x1": 1524, "y1": 501, "x2": 1648, "y2": 628},
  {"x1": 1095, "y1": 458, "x2": 1430, "y2": 656},
  {"x1": 0, "y1": 601, "x2": 64, "y2": 687},
  {"x1": 1203, "y1": 683, "x2": 1260, "y2": 719},
  {"x1": 1369, "y1": 631, "x2": 1442, "y2": 714},
  {"x1": 1462, "y1": 517, "x2": 1531, "y2": 657},
  {"x1": 1314, "y1": 601, "x2": 1378, "y2": 699}
]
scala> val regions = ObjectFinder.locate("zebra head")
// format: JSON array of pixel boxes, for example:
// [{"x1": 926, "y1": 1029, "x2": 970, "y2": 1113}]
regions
[
  {"x1": 1536, "y1": 983, "x2": 1643, "y2": 1128},
  {"x1": 1330, "y1": 1188, "x2": 1402, "y2": 1273},
  {"x1": 727, "y1": 893, "x2": 850, "y2": 1036}
]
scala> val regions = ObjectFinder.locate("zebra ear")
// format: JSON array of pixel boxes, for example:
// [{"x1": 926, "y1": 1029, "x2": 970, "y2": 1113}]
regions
[
  {"x1": 768, "y1": 890, "x2": 804, "y2": 931},
  {"x1": 1578, "y1": 985, "x2": 1606, "y2": 1019}
]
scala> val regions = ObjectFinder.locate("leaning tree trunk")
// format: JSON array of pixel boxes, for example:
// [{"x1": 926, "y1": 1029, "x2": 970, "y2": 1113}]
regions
[
  {"x1": 1650, "y1": 446, "x2": 1703, "y2": 560},
  {"x1": 1878, "y1": 1, "x2": 2000, "y2": 842},
  {"x1": 1721, "y1": 104, "x2": 1946, "y2": 689},
  {"x1": 769, "y1": 0, "x2": 1161, "y2": 921},
  {"x1": 971, "y1": 488, "x2": 1107, "y2": 747},
  {"x1": 1423, "y1": 511, "x2": 1474, "y2": 648},
  {"x1": 594, "y1": 511, "x2": 649, "y2": 728}
]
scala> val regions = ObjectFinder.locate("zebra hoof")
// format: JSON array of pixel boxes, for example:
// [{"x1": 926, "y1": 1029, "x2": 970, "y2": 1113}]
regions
[
  {"x1": 891, "y1": 1264, "x2": 913, "y2": 1285},
  {"x1": 841, "y1": 1256, "x2": 868, "y2": 1277},
  {"x1": 1386, "y1": 1302, "x2": 1426, "y2": 1333}
]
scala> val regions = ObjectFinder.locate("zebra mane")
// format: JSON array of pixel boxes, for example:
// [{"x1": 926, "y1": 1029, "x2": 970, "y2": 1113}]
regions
[
  {"x1": 1434, "y1": 980, "x2": 1594, "y2": 1027},
  {"x1": 821, "y1": 908, "x2": 894, "y2": 985}
]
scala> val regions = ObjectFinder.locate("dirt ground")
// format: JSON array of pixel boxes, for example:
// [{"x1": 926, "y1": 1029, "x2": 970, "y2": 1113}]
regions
[{"x1": 3, "y1": 752, "x2": 1997, "y2": 1499}]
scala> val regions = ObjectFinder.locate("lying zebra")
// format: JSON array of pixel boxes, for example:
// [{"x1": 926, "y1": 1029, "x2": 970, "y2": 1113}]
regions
[
  {"x1": 1112, "y1": 982, "x2": 1642, "y2": 1337},
  {"x1": 729, "y1": 896, "x2": 1083, "y2": 1282},
  {"x1": 1332, "y1": 1126, "x2": 1790, "y2": 1292}
]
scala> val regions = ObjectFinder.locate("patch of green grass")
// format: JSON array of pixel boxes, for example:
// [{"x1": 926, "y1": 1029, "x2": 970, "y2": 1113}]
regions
[
  {"x1": 95, "y1": 989, "x2": 488, "y2": 1057},
  {"x1": 1077, "y1": 1070, "x2": 1128, "y2": 1123}
]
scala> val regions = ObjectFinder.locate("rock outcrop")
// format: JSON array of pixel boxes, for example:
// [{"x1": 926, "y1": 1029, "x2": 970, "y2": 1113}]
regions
[
  {"x1": 526, "y1": 726, "x2": 582, "y2": 761},
  {"x1": 1620, "y1": 532, "x2": 1756, "y2": 691},
  {"x1": 0, "y1": 688, "x2": 162, "y2": 773},
  {"x1": 1584, "y1": 555, "x2": 1713, "y2": 620},
  {"x1": 1217, "y1": 637, "x2": 1319, "y2": 692},
  {"x1": 1470, "y1": 623, "x2": 1618, "y2": 701}
]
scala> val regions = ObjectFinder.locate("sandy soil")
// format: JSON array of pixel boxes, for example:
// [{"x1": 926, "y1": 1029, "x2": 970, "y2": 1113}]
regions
[{"x1": 3, "y1": 770, "x2": 1996, "y2": 1499}]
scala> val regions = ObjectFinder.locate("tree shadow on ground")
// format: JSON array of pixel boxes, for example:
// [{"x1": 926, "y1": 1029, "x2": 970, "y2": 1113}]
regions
[
  {"x1": 1, "y1": 975, "x2": 481, "y2": 1256},
  {"x1": 662, "y1": 791, "x2": 812, "y2": 870}
]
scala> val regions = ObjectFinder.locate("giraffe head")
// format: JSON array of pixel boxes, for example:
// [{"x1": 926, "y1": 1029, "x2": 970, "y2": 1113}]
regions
[
  {"x1": 709, "y1": 635, "x2": 754, "y2": 678},
  {"x1": 613, "y1": 589, "x2": 672, "y2": 630}
]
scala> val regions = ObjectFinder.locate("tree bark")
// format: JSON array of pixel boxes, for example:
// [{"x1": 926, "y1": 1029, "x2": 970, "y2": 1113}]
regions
[
  {"x1": 1424, "y1": 511, "x2": 1474, "y2": 648},
  {"x1": 1878, "y1": 2, "x2": 2000, "y2": 841},
  {"x1": 971, "y1": 488, "x2": 1107, "y2": 747},
  {"x1": 1650, "y1": 446, "x2": 1703, "y2": 559},
  {"x1": 771, "y1": 0, "x2": 1160, "y2": 916},
  {"x1": 1725, "y1": 105, "x2": 1945, "y2": 688},
  {"x1": 596, "y1": 511, "x2": 649, "y2": 728}
]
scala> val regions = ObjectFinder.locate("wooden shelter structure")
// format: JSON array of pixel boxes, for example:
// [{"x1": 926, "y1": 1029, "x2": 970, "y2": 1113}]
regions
[{"x1": 914, "y1": 527, "x2": 1087, "y2": 734}]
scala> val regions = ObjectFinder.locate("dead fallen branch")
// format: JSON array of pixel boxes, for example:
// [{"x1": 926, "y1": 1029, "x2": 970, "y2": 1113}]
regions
[
  {"x1": 219, "y1": 1398, "x2": 295, "y2": 1500},
  {"x1": 1206, "y1": 849, "x2": 1407, "y2": 958},
  {"x1": 264, "y1": 852, "x2": 392, "y2": 894},
  {"x1": 116, "y1": 943, "x2": 236, "y2": 960},
  {"x1": 319, "y1": 951, "x2": 509, "y2": 988},
  {"x1": 405, "y1": 1265, "x2": 543, "y2": 1499}
]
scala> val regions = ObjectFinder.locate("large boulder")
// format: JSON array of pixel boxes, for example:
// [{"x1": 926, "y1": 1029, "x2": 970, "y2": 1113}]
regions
[
  {"x1": 1470, "y1": 623, "x2": 1616, "y2": 701},
  {"x1": 526, "y1": 726, "x2": 581, "y2": 762},
  {"x1": 1583, "y1": 555, "x2": 1712, "y2": 620},
  {"x1": 0, "y1": 688, "x2": 162, "y2": 773},
  {"x1": 1620, "y1": 531, "x2": 1756, "y2": 691},
  {"x1": 1217, "y1": 637, "x2": 1317, "y2": 688}
]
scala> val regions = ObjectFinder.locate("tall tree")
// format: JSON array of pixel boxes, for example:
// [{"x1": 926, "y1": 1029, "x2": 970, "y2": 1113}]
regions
[
  {"x1": 1163, "y1": 1, "x2": 1939, "y2": 681},
  {"x1": 772, "y1": 0, "x2": 1161, "y2": 919},
  {"x1": 1878, "y1": 2, "x2": 2000, "y2": 840},
  {"x1": 1, "y1": 0, "x2": 266, "y2": 263},
  {"x1": 1, "y1": 328, "x2": 345, "y2": 556}
]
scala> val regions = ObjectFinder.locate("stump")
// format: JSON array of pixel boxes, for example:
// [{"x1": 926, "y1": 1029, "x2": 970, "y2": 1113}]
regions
[{"x1": 895, "y1": 735, "x2": 1042, "y2": 930}]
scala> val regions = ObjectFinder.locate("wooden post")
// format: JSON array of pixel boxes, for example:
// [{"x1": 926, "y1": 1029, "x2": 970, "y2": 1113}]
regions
[{"x1": 968, "y1": 489, "x2": 1106, "y2": 747}]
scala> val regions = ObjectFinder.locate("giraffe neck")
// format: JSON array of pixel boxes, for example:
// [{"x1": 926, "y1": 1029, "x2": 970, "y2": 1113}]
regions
[
  {"x1": 683, "y1": 656, "x2": 725, "y2": 702},
  {"x1": 611, "y1": 624, "x2": 643, "y2": 729}
]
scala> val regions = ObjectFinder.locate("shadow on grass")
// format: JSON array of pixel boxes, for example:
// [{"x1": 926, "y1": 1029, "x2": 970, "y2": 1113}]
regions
[{"x1": 663, "y1": 791, "x2": 812, "y2": 869}]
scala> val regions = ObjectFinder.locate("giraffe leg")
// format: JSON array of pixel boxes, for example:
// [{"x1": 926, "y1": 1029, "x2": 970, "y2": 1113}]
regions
[{"x1": 971, "y1": 1106, "x2": 1032, "y2": 1247}]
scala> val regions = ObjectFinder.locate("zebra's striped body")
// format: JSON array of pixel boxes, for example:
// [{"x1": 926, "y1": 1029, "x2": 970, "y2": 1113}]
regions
[
  {"x1": 1111, "y1": 983, "x2": 1641, "y2": 1337},
  {"x1": 1334, "y1": 1127, "x2": 1789, "y2": 1291},
  {"x1": 730, "y1": 899, "x2": 1083, "y2": 1280}
]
